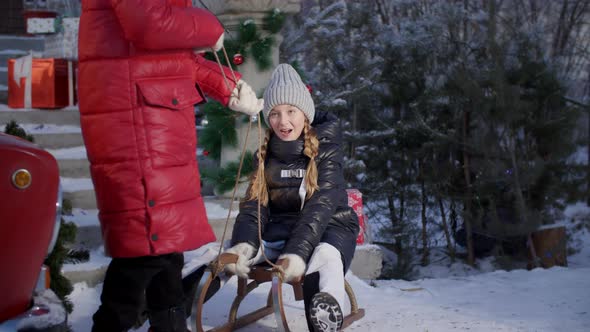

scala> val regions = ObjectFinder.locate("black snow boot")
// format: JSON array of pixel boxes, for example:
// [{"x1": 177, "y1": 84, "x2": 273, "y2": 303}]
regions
[{"x1": 308, "y1": 292, "x2": 343, "y2": 332}]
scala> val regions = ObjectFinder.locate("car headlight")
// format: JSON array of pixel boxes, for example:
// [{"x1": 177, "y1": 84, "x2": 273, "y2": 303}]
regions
[
  {"x1": 11, "y1": 168, "x2": 32, "y2": 189},
  {"x1": 47, "y1": 182, "x2": 63, "y2": 255}
]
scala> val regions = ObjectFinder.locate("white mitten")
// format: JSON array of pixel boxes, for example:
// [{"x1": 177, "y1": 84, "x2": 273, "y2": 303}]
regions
[
  {"x1": 228, "y1": 80, "x2": 264, "y2": 116},
  {"x1": 224, "y1": 242, "x2": 257, "y2": 278},
  {"x1": 277, "y1": 253, "x2": 306, "y2": 282},
  {"x1": 193, "y1": 33, "x2": 224, "y2": 53}
]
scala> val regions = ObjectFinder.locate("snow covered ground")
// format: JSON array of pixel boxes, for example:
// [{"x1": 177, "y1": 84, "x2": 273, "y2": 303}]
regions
[
  {"x1": 64, "y1": 203, "x2": 590, "y2": 332},
  {"x1": 68, "y1": 264, "x2": 589, "y2": 332}
]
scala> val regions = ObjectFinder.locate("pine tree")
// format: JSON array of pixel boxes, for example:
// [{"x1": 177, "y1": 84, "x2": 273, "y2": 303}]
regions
[{"x1": 282, "y1": 0, "x2": 588, "y2": 273}]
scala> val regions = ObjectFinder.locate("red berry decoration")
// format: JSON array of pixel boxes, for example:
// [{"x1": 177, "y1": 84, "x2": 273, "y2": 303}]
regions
[
  {"x1": 233, "y1": 53, "x2": 244, "y2": 66},
  {"x1": 306, "y1": 84, "x2": 313, "y2": 94},
  {"x1": 203, "y1": 150, "x2": 209, "y2": 156}
]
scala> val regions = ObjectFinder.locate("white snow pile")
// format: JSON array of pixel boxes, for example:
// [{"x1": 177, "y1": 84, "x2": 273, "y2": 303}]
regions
[{"x1": 16, "y1": 289, "x2": 66, "y2": 330}]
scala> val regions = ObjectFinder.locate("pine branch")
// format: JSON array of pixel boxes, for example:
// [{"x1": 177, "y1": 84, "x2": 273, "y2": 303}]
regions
[
  {"x1": 315, "y1": 81, "x2": 373, "y2": 108},
  {"x1": 4, "y1": 120, "x2": 34, "y2": 142}
]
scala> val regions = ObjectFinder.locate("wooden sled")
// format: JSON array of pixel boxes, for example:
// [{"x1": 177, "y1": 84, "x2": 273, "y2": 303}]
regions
[{"x1": 189, "y1": 253, "x2": 365, "y2": 332}]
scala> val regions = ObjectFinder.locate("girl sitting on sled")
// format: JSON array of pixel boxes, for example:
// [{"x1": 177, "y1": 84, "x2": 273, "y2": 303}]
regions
[{"x1": 224, "y1": 63, "x2": 360, "y2": 332}]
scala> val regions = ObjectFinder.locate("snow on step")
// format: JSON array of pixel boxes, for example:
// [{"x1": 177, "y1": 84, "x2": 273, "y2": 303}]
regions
[
  {"x1": 47, "y1": 146, "x2": 87, "y2": 160},
  {"x1": 61, "y1": 177, "x2": 94, "y2": 192},
  {"x1": 0, "y1": 122, "x2": 81, "y2": 134}
]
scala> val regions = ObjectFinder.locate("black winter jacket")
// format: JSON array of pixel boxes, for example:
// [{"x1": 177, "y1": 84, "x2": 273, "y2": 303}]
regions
[{"x1": 231, "y1": 112, "x2": 359, "y2": 272}]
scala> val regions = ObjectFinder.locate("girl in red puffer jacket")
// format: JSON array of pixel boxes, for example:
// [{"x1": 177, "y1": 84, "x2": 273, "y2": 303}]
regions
[{"x1": 79, "y1": 1, "x2": 262, "y2": 331}]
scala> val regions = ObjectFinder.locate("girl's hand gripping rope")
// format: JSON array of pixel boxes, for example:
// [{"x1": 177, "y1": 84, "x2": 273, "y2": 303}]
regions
[
  {"x1": 276, "y1": 254, "x2": 306, "y2": 282},
  {"x1": 223, "y1": 242, "x2": 257, "y2": 279}
]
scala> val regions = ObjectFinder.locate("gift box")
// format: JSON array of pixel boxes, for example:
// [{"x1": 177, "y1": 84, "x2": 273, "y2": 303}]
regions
[
  {"x1": 346, "y1": 189, "x2": 368, "y2": 244},
  {"x1": 8, "y1": 56, "x2": 76, "y2": 109},
  {"x1": 27, "y1": 18, "x2": 57, "y2": 34},
  {"x1": 23, "y1": 10, "x2": 58, "y2": 34},
  {"x1": 44, "y1": 17, "x2": 80, "y2": 60}
]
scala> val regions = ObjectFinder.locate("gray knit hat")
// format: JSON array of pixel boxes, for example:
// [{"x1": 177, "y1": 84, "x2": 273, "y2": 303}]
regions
[{"x1": 263, "y1": 64, "x2": 315, "y2": 126}]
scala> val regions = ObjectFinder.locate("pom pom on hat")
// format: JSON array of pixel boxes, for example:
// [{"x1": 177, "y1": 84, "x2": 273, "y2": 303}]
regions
[{"x1": 263, "y1": 64, "x2": 315, "y2": 126}]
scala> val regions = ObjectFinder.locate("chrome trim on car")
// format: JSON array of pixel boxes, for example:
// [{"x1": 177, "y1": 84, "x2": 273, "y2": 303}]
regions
[
  {"x1": 47, "y1": 182, "x2": 63, "y2": 255},
  {"x1": 34, "y1": 266, "x2": 48, "y2": 293}
]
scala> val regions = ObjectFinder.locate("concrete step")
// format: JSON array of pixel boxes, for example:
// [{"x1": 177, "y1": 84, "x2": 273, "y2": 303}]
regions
[
  {"x1": 33, "y1": 132, "x2": 84, "y2": 149},
  {"x1": 73, "y1": 224, "x2": 103, "y2": 251},
  {"x1": 0, "y1": 72, "x2": 6, "y2": 88},
  {"x1": 57, "y1": 158, "x2": 90, "y2": 178},
  {"x1": 0, "y1": 67, "x2": 7, "y2": 87},
  {"x1": 0, "y1": 108, "x2": 80, "y2": 126},
  {"x1": 0, "y1": 88, "x2": 6, "y2": 105},
  {"x1": 63, "y1": 189, "x2": 96, "y2": 210},
  {"x1": 0, "y1": 35, "x2": 45, "y2": 52}
]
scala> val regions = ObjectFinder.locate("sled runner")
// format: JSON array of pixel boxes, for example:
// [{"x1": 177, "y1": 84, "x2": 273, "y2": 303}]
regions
[{"x1": 188, "y1": 253, "x2": 365, "y2": 332}]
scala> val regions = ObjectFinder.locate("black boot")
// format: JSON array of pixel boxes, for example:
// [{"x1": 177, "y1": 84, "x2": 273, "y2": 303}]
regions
[
  {"x1": 308, "y1": 292, "x2": 343, "y2": 332},
  {"x1": 148, "y1": 306, "x2": 188, "y2": 332}
]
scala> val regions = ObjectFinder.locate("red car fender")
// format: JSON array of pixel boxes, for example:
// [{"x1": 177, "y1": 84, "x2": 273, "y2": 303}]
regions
[{"x1": 0, "y1": 133, "x2": 59, "y2": 322}]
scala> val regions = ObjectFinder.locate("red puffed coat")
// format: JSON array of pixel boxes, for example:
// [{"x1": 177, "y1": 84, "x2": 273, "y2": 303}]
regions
[{"x1": 78, "y1": 0, "x2": 241, "y2": 258}]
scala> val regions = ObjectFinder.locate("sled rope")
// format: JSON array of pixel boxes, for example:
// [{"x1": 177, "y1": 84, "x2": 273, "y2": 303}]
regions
[
  {"x1": 211, "y1": 47, "x2": 283, "y2": 275},
  {"x1": 215, "y1": 123, "x2": 251, "y2": 261},
  {"x1": 212, "y1": 50, "x2": 238, "y2": 99},
  {"x1": 221, "y1": 47, "x2": 240, "y2": 84},
  {"x1": 211, "y1": 46, "x2": 250, "y2": 262}
]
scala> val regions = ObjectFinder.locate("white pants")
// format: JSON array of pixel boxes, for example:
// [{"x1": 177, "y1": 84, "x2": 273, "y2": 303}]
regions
[{"x1": 247, "y1": 241, "x2": 348, "y2": 312}]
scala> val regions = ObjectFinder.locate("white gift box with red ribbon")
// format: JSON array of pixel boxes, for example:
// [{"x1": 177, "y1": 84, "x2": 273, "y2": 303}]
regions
[{"x1": 26, "y1": 17, "x2": 57, "y2": 34}]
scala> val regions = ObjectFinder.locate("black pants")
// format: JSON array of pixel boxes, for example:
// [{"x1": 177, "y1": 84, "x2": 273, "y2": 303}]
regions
[{"x1": 92, "y1": 253, "x2": 184, "y2": 332}]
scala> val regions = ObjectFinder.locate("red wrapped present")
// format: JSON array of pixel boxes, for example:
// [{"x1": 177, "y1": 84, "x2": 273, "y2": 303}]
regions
[
  {"x1": 8, "y1": 57, "x2": 75, "y2": 109},
  {"x1": 346, "y1": 189, "x2": 367, "y2": 244}
]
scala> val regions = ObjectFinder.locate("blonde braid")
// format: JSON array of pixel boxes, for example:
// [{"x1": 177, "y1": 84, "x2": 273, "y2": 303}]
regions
[
  {"x1": 303, "y1": 121, "x2": 320, "y2": 199},
  {"x1": 247, "y1": 129, "x2": 271, "y2": 205}
]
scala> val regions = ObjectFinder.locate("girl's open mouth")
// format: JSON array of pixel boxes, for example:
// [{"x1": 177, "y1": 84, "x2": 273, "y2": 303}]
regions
[{"x1": 280, "y1": 129, "x2": 293, "y2": 135}]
